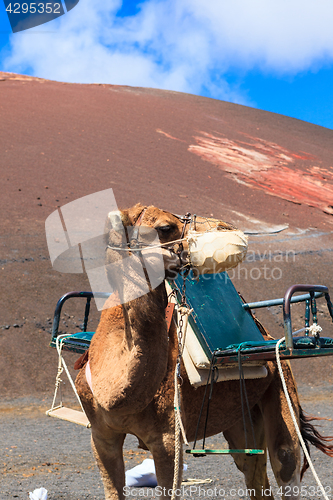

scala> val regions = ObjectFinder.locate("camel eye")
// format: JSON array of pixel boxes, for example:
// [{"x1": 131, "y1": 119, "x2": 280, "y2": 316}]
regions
[{"x1": 157, "y1": 225, "x2": 173, "y2": 234}]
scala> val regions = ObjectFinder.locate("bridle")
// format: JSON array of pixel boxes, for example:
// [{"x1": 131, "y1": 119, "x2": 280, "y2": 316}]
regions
[
  {"x1": 105, "y1": 208, "x2": 192, "y2": 292},
  {"x1": 106, "y1": 209, "x2": 193, "y2": 261},
  {"x1": 173, "y1": 211, "x2": 191, "y2": 266}
]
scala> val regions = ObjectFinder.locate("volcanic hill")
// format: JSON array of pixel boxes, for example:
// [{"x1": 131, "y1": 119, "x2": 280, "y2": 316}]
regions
[{"x1": 1, "y1": 72, "x2": 333, "y2": 397}]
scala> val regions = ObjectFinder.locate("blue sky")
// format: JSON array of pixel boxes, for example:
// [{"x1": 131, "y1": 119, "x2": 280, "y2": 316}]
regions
[{"x1": 1, "y1": 0, "x2": 333, "y2": 130}]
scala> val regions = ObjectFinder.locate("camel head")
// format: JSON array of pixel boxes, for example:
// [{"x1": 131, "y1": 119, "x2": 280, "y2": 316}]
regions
[
  {"x1": 104, "y1": 204, "x2": 248, "y2": 289},
  {"x1": 104, "y1": 204, "x2": 186, "y2": 283}
]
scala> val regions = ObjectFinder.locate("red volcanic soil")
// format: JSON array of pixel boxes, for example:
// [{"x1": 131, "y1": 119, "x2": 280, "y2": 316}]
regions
[{"x1": 1, "y1": 71, "x2": 333, "y2": 398}]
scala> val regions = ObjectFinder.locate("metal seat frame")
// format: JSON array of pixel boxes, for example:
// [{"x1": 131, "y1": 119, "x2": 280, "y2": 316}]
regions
[{"x1": 48, "y1": 278, "x2": 333, "y2": 443}]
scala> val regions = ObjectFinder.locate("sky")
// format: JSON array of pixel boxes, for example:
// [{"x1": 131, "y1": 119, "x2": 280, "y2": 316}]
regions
[{"x1": 1, "y1": 0, "x2": 333, "y2": 130}]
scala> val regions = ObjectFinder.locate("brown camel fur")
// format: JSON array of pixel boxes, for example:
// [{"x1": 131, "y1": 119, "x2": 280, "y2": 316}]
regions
[{"x1": 75, "y1": 204, "x2": 333, "y2": 500}]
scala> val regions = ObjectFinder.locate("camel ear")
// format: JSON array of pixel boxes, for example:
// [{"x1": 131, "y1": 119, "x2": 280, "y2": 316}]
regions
[
  {"x1": 122, "y1": 203, "x2": 146, "y2": 226},
  {"x1": 105, "y1": 210, "x2": 123, "y2": 232},
  {"x1": 104, "y1": 210, "x2": 125, "y2": 246},
  {"x1": 104, "y1": 204, "x2": 146, "y2": 242}
]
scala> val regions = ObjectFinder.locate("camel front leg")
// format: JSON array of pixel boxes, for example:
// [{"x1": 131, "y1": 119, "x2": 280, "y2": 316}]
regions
[
  {"x1": 223, "y1": 404, "x2": 273, "y2": 500},
  {"x1": 148, "y1": 432, "x2": 183, "y2": 499},
  {"x1": 91, "y1": 430, "x2": 126, "y2": 500}
]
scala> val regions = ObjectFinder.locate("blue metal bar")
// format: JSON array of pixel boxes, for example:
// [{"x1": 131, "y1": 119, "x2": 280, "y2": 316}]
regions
[
  {"x1": 51, "y1": 291, "x2": 111, "y2": 340},
  {"x1": 305, "y1": 299, "x2": 310, "y2": 336},
  {"x1": 283, "y1": 285, "x2": 328, "y2": 350},
  {"x1": 242, "y1": 291, "x2": 324, "y2": 310}
]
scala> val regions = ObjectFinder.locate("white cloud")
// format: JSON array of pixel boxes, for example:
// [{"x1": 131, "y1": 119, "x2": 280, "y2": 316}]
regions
[
  {"x1": 185, "y1": 0, "x2": 333, "y2": 72},
  {"x1": 2, "y1": 0, "x2": 333, "y2": 102}
]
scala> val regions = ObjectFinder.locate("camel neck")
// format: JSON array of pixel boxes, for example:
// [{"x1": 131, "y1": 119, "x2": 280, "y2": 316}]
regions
[
  {"x1": 121, "y1": 283, "x2": 167, "y2": 348},
  {"x1": 89, "y1": 282, "x2": 170, "y2": 414}
]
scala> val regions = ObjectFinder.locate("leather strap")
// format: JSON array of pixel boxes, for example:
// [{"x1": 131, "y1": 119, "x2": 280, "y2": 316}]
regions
[
  {"x1": 74, "y1": 350, "x2": 89, "y2": 370},
  {"x1": 165, "y1": 302, "x2": 175, "y2": 333}
]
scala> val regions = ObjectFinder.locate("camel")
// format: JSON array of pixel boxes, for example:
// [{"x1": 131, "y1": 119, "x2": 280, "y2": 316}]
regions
[{"x1": 75, "y1": 204, "x2": 333, "y2": 500}]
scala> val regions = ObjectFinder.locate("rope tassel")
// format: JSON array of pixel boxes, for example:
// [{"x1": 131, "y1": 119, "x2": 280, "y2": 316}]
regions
[{"x1": 171, "y1": 303, "x2": 191, "y2": 500}]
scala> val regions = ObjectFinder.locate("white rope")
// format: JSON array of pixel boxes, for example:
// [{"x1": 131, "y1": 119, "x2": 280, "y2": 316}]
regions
[
  {"x1": 171, "y1": 306, "x2": 191, "y2": 500},
  {"x1": 291, "y1": 325, "x2": 323, "y2": 336},
  {"x1": 275, "y1": 334, "x2": 329, "y2": 500},
  {"x1": 308, "y1": 324, "x2": 322, "y2": 335},
  {"x1": 172, "y1": 367, "x2": 189, "y2": 500},
  {"x1": 291, "y1": 327, "x2": 308, "y2": 336},
  {"x1": 174, "y1": 367, "x2": 189, "y2": 447},
  {"x1": 49, "y1": 350, "x2": 64, "y2": 412},
  {"x1": 106, "y1": 237, "x2": 186, "y2": 252},
  {"x1": 49, "y1": 334, "x2": 86, "y2": 413},
  {"x1": 171, "y1": 371, "x2": 183, "y2": 500}
]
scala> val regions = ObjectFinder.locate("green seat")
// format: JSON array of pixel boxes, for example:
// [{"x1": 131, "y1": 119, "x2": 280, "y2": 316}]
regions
[
  {"x1": 49, "y1": 291, "x2": 106, "y2": 354},
  {"x1": 169, "y1": 273, "x2": 333, "y2": 364},
  {"x1": 170, "y1": 273, "x2": 266, "y2": 360},
  {"x1": 49, "y1": 278, "x2": 333, "y2": 362},
  {"x1": 50, "y1": 331, "x2": 95, "y2": 354}
]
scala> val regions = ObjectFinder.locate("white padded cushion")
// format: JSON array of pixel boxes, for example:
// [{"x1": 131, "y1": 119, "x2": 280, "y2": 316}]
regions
[
  {"x1": 183, "y1": 345, "x2": 268, "y2": 388},
  {"x1": 184, "y1": 318, "x2": 211, "y2": 369}
]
